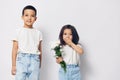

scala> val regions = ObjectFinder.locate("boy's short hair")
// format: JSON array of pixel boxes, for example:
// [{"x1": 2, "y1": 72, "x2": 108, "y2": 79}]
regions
[{"x1": 22, "y1": 5, "x2": 37, "y2": 16}]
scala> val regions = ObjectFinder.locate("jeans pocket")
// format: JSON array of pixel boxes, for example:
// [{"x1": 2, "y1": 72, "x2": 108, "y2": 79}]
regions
[
  {"x1": 33, "y1": 55, "x2": 40, "y2": 62},
  {"x1": 16, "y1": 56, "x2": 21, "y2": 61},
  {"x1": 16, "y1": 53, "x2": 25, "y2": 61},
  {"x1": 72, "y1": 67, "x2": 80, "y2": 75},
  {"x1": 59, "y1": 68, "x2": 65, "y2": 73},
  {"x1": 16, "y1": 54, "x2": 22, "y2": 61}
]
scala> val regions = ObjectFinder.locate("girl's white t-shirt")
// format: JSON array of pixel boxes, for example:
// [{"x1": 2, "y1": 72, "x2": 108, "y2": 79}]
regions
[
  {"x1": 62, "y1": 44, "x2": 82, "y2": 65},
  {"x1": 13, "y1": 27, "x2": 42, "y2": 54}
]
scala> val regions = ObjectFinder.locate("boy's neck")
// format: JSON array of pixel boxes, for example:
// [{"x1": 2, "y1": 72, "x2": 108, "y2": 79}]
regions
[{"x1": 24, "y1": 25, "x2": 33, "y2": 29}]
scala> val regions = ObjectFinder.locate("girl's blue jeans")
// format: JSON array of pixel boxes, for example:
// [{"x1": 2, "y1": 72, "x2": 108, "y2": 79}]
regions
[
  {"x1": 15, "y1": 52, "x2": 40, "y2": 80},
  {"x1": 59, "y1": 64, "x2": 81, "y2": 80}
]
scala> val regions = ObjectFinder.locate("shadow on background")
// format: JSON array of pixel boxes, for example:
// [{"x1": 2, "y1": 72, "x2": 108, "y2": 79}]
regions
[{"x1": 80, "y1": 41, "x2": 93, "y2": 80}]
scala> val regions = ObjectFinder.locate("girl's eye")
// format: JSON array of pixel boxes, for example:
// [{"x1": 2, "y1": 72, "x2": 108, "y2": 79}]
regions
[
  {"x1": 25, "y1": 14, "x2": 28, "y2": 16},
  {"x1": 64, "y1": 33, "x2": 72, "y2": 35},
  {"x1": 63, "y1": 33, "x2": 67, "y2": 35}
]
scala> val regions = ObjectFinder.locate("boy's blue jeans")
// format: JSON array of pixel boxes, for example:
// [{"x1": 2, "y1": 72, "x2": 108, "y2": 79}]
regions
[
  {"x1": 15, "y1": 53, "x2": 40, "y2": 80},
  {"x1": 59, "y1": 64, "x2": 81, "y2": 80}
]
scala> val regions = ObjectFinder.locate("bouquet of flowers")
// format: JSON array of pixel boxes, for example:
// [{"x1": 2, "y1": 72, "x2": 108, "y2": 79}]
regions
[{"x1": 51, "y1": 41, "x2": 66, "y2": 72}]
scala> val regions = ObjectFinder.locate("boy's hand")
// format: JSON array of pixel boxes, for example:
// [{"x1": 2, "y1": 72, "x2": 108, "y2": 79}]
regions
[
  {"x1": 56, "y1": 57, "x2": 63, "y2": 64},
  {"x1": 11, "y1": 66, "x2": 16, "y2": 75}
]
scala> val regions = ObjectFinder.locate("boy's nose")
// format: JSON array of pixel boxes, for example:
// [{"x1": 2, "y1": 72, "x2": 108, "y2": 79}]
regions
[
  {"x1": 28, "y1": 17, "x2": 31, "y2": 20},
  {"x1": 28, "y1": 16, "x2": 31, "y2": 19}
]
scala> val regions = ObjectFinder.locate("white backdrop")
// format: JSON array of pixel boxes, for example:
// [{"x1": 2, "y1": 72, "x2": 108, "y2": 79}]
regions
[{"x1": 0, "y1": 0, "x2": 120, "y2": 80}]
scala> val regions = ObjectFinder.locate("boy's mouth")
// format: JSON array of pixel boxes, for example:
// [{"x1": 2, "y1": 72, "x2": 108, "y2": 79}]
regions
[{"x1": 27, "y1": 21, "x2": 32, "y2": 23}]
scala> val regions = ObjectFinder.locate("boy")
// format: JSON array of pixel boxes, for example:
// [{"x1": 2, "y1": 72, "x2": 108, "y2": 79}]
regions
[{"x1": 11, "y1": 5, "x2": 42, "y2": 80}]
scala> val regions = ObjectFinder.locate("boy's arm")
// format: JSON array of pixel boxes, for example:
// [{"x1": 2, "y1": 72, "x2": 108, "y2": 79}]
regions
[
  {"x1": 11, "y1": 41, "x2": 18, "y2": 75},
  {"x1": 38, "y1": 41, "x2": 42, "y2": 68}
]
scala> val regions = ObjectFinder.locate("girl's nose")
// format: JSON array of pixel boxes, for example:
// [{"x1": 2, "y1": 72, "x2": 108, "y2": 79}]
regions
[{"x1": 66, "y1": 36, "x2": 70, "y2": 38}]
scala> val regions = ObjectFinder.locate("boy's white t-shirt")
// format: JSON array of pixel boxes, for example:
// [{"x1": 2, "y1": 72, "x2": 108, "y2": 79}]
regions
[
  {"x1": 13, "y1": 27, "x2": 42, "y2": 54},
  {"x1": 62, "y1": 44, "x2": 82, "y2": 65}
]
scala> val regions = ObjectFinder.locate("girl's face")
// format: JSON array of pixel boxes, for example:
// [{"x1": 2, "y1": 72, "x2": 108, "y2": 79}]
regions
[
  {"x1": 63, "y1": 29, "x2": 73, "y2": 41},
  {"x1": 22, "y1": 9, "x2": 37, "y2": 28}
]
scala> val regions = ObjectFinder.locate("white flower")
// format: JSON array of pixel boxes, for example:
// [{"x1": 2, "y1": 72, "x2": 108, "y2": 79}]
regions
[{"x1": 50, "y1": 40, "x2": 60, "y2": 49}]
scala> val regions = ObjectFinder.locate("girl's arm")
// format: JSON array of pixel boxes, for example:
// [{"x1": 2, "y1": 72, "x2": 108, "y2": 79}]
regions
[
  {"x1": 56, "y1": 57, "x2": 63, "y2": 64},
  {"x1": 38, "y1": 41, "x2": 42, "y2": 68},
  {"x1": 64, "y1": 38, "x2": 84, "y2": 55},
  {"x1": 70, "y1": 42, "x2": 84, "y2": 55},
  {"x1": 11, "y1": 41, "x2": 18, "y2": 75}
]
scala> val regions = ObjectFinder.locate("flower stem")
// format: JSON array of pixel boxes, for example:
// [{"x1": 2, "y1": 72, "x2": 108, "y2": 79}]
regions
[{"x1": 60, "y1": 61, "x2": 66, "y2": 72}]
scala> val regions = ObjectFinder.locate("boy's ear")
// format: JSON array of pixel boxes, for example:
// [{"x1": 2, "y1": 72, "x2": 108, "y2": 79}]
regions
[
  {"x1": 21, "y1": 16, "x2": 23, "y2": 20},
  {"x1": 35, "y1": 17, "x2": 37, "y2": 21}
]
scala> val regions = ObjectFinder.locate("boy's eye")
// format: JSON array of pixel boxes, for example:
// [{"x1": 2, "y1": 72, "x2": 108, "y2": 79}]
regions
[
  {"x1": 24, "y1": 14, "x2": 35, "y2": 17},
  {"x1": 31, "y1": 15, "x2": 35, "y2": 17}
]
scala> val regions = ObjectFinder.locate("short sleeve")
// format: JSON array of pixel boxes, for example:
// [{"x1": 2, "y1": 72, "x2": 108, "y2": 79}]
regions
[{"x1": 39, "y1": 31, "x2": 43, "y2": 41}]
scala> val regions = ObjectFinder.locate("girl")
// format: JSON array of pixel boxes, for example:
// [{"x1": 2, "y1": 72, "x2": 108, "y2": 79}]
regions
[{"x1": 56, "y1": 24, "x2": 84, "y2": 80}]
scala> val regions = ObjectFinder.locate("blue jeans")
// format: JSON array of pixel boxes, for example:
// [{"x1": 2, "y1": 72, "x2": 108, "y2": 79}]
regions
[
  {"x1": 59, "y1": 64, "x2": 81, "y2": 80},
  {"x1": 15, "y1": 53, "x2": 40, "y2": 80}
]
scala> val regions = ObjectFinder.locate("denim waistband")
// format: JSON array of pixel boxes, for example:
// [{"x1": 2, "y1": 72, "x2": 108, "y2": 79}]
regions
[
  {"x1": 66, "y1": 64, "x2": 79, "y2": 68},
  {"x1": 18, "y1": 52, "x2": 40, "y2": 56}
]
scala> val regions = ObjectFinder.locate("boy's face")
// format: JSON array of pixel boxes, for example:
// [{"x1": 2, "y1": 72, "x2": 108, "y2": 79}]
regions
[{"x1": 22, "y1": 9, "x2": 37, "y2": 27}]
